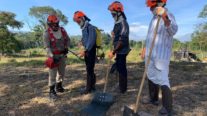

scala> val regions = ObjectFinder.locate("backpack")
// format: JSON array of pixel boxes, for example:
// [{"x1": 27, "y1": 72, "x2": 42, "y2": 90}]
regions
[{"x1": 95, "y1": 27, "x2": 102, "y2": 48}]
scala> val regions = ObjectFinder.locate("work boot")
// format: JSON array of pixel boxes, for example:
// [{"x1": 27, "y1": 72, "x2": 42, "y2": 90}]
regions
[
  {"x1": 142, "y1": 79, "x2": 160, "y2": 106},
  {"x1": 159, "y1": 107, "x2": 172, "y2": 116},
  {"x1": 56, "y1": 82, "x2": 65, "y2": 93},
  {"x1": 91, "y1": 74, "x2": 96, "y2": 92},
  {"x1": 141, "y1": 97, "x2": 159, "y2": 106},
  {"x1": 80, "y1": 88, "x2": 91, "y2": 95},
  {"x1": 159, "y1": 85, "x2": 173, "y2": 116},
  {"x1": 49, "y1": 85, "x2": 58, "y2": 99}
]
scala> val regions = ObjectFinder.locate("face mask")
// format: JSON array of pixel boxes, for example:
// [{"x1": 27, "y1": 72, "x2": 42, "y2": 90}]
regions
[
  {"x1": 150, "y1": 7, "x2": 157, "y2": 15},
  {"x1": 78, "y1": 19, "x2": 84, "y2": 28},
  {"x1": 50, "y1": 23, "x2": 59, "y2": 32},
  {"x1": 111, "y1": 11, "x2": 121, "y2": 22}
]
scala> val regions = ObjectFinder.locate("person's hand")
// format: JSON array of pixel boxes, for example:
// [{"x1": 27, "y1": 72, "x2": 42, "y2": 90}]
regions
[
  {"x1": 63, "y1": 48, "x2": 69, "y2": 55},
  {"x1": 79, "y1": 50, "x2": 85, "y2": 57},
  {"x1": 156, "y1": 7, "x2": 167, "y2": 17},
  {"x1": 53, "y1": 56, "x2": 60, "y2": 64},
  {"x1": 108, "y1": 51, "x2": 115, "y2": 59},
  {"x1": 111, "y1": 31, "x2": 115, "y2": 39}
]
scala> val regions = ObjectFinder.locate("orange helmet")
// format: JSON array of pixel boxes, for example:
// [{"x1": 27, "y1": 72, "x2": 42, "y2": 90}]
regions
[
  {"x1": 146, "y1": 0, "x2": 167, "y2": 7},
  {"x1": 73, "y1": 11, "x2": 86, "y2": 23},
  {"x1": 47, "y1": 15, "x2": 59, "y2": 24},
  {"x1": 108, "y1": 1, "x2": 124, "y2": 12}
]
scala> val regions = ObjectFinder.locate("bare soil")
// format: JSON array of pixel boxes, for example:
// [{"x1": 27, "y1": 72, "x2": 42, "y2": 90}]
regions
[{"x1": 0, "y1": 62, "x2": 207, "y2": 116}]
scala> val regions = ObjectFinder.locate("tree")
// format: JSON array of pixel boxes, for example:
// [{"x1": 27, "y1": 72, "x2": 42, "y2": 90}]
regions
[
  {"x1": 0, "y1": 11, "x2": 23, "y2": 55},
  {"x1": 191, "y1": 4, "x2": 207, "y2": 54},
  {"x1": 29, "y1": 6, "x2": 68, "y2": 29},
  {"x1": 28, "y1": 6, "x2": 68, "y2": 47}
]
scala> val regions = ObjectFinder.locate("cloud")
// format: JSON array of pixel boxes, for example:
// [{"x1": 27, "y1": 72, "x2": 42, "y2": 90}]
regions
[
  {"x1": 129, "y1": 22, "x2": 148, "y2": 40},
  {"x1": 130, "y1": 22, "x2": 148, "y2": 33}
]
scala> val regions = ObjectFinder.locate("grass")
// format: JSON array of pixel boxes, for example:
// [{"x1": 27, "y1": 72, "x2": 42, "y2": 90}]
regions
[
  {"x1": 0, "y1": 48, "x2": 143, "y2": 67},
  {"x1": 1, "y1": 47, "x2": 206, "y2": 67}
]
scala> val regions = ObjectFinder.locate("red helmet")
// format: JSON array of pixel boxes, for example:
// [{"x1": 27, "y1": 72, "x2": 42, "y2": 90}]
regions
[
  {"x1": 45, "y1": 57, "x2": 59, "y2": 69},
  {"x1": 108, "y1": 1, "x2": 124, "y2": 12},
  {"x1": 146, "y1": 0, "x2": 167, "y2": 7},
  {"x1": 47, "y1": 15, "x2": 59, "y2": 24},
  {"x1": 73, "y1": 11, "x2": 86, "y2": 23}
]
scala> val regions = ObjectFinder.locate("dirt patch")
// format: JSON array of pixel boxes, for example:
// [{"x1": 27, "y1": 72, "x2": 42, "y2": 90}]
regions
[{"x1": 0, "y1": 62, "x2": 207, "y2": 116}]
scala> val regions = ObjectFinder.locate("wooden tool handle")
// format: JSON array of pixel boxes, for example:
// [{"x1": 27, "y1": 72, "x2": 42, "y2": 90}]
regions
[{"x1": 134, "y1": 17, "x2": 161, "y2": 113}]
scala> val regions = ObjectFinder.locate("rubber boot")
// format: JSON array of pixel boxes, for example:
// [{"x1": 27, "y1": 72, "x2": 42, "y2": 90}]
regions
[
  {"x1": 56, "y1": 82, "x2": 65, "y2": 93},
  {"x1": 159, "y1": 85, "x2": 173, "y2": 116},
  {"x1": 49, "y1": 85, "x2": 58, "y2": 99},
  {"x1": 142, "y1": 79, "x2": 159, "y2": 106},
  {"x1": 91, "y1": 74, "x2": 96, "y2": 92}
]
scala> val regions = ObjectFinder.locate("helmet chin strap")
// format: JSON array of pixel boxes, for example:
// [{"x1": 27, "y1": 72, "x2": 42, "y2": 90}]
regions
[{"x1": 114, "y1": 11, "x2": 122, "y2": 22}]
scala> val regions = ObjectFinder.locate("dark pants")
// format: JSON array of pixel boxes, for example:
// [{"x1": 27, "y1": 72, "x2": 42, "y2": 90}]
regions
[
  {"x1": 116, "y1": 54, "x2": 127, "y2": 92},
  {"x1": 84, "y1": 46, "x2": 96, "y2": 91}
]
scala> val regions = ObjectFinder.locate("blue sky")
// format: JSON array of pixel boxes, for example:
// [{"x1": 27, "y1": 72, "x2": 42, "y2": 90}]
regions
[{"x1": 0, "y1": 0, "x2": 206, "y2": 41}]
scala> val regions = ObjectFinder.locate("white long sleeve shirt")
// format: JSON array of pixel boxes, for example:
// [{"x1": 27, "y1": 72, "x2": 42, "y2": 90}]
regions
[{"x1": 145, "y1": 10, "x2": 178, "y2": 70}]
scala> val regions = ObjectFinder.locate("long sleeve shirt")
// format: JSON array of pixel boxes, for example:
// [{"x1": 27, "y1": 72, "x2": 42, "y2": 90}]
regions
[
  {"x1": 145, "y1": 10, "x2": 178, "y2": 70},
  {"x1": 43, "y1": 27, "x2": 70, "y2": 57},
  {"x1": 81, "y1": 22, "x2": 96, "y2": 52},
  {"x1": 113, "y1": 19, "x2": 130, "y2": 54}
]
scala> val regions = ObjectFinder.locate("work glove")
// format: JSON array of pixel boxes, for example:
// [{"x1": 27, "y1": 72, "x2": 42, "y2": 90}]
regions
[
  {"x1": 53, "y1": 56, "x2": 60, "y2": 64},
  {"x1": 155, "y1": 7, "x2": 167, "y2": 17},
  {"x1": 63, "y1": 48, "x2": 69, "y2": 55},
  {"x1": 108, "y1": 51, "x2": 115, "y2": 59}
]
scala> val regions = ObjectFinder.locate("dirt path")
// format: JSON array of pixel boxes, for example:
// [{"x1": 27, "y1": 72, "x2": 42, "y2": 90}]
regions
[{"x1": 0, "y1": 62, "x2": 207, "y2": 116}]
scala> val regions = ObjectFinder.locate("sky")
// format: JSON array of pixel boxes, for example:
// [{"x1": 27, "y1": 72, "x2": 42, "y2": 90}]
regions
[{"x1": 0, "y1": 0, "x2": 206, "y2": 41}]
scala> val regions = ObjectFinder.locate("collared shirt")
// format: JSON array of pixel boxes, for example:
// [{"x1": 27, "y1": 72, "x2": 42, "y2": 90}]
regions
[{"x1": 145, "y1": 10, "x2": 178, "y2": 69}]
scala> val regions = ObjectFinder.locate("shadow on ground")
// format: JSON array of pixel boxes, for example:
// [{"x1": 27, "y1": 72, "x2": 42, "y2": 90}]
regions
[{"x1": 0, "y1": 61, "x2": 207, "y2": 116}]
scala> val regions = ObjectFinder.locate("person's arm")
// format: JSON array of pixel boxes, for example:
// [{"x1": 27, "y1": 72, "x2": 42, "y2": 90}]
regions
[
  {"x1": 43, "y1": 32, "x2": 53, "y2": 58},
  {"x1": 86, "y1": 26, "x2": 96, "y2": 51},
  {"x1": 156, "y1": 7, "x2": 178, "y2": 36},
  {"x1": 164, "y1": 13, "x2": 178, "y2": 36},
  {"x1": 113, "y1": 21, "x2": 129, "y2": 54},
  {"x1": 65, "y1": 32, "x2": 70, "y2": 48}
]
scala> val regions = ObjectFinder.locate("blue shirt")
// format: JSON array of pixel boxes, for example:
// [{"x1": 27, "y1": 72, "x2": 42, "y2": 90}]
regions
[{"x1": 82, "y1": 22, "x2": 96, "y2": 52}]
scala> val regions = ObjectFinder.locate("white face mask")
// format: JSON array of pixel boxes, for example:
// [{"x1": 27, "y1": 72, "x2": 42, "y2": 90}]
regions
[
  {"x1": 78, "y1": 17, "x2": 85, "y2": 28},
  {"x1": 111, "y1": 11, "x2": 121, "y2": 22}
]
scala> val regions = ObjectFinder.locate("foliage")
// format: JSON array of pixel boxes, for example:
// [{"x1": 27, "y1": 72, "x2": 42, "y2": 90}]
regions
[{"x1": 0, "y1": 11, "x2": 23, "y2": 55}]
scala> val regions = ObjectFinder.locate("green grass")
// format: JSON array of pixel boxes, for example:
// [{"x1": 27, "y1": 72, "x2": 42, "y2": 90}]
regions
[
  {"x1": 0, "y1": 48, "x2": 143, "y2": 67},
  {"x1": 1, "y1": 47, "x2": 206, "y2": 67}
]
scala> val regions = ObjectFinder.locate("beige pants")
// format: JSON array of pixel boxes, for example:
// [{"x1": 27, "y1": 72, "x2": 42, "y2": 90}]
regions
[{"x1": 48, "y1": 57, "x2": 66, "y2": 86}]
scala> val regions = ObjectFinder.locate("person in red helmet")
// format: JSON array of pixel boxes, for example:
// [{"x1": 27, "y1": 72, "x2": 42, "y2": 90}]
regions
[
  {"x1": 43, "y1": 14, "x2": 70, "y2": 99},
  {"x1": 73, "y1": 11, "x2": 97, "y2": 94},
  {"x1": 108, "y1": 1, "x2": 130, "y2": 94},
  {"x1": 143, "y1": 0, "x2": 178, "y2": 115}
]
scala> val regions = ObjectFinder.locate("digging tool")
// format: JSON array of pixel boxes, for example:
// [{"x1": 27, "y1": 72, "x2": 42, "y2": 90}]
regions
[
  {"x1": 68, "y1": 49, "x2": 84, "y2": 61},
  {"x1": 80, "y1": 39, "x2": 115, "y2": 116},
  {"x1": 123, "y1": 17, "x2": 161, "y2": 116}
]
